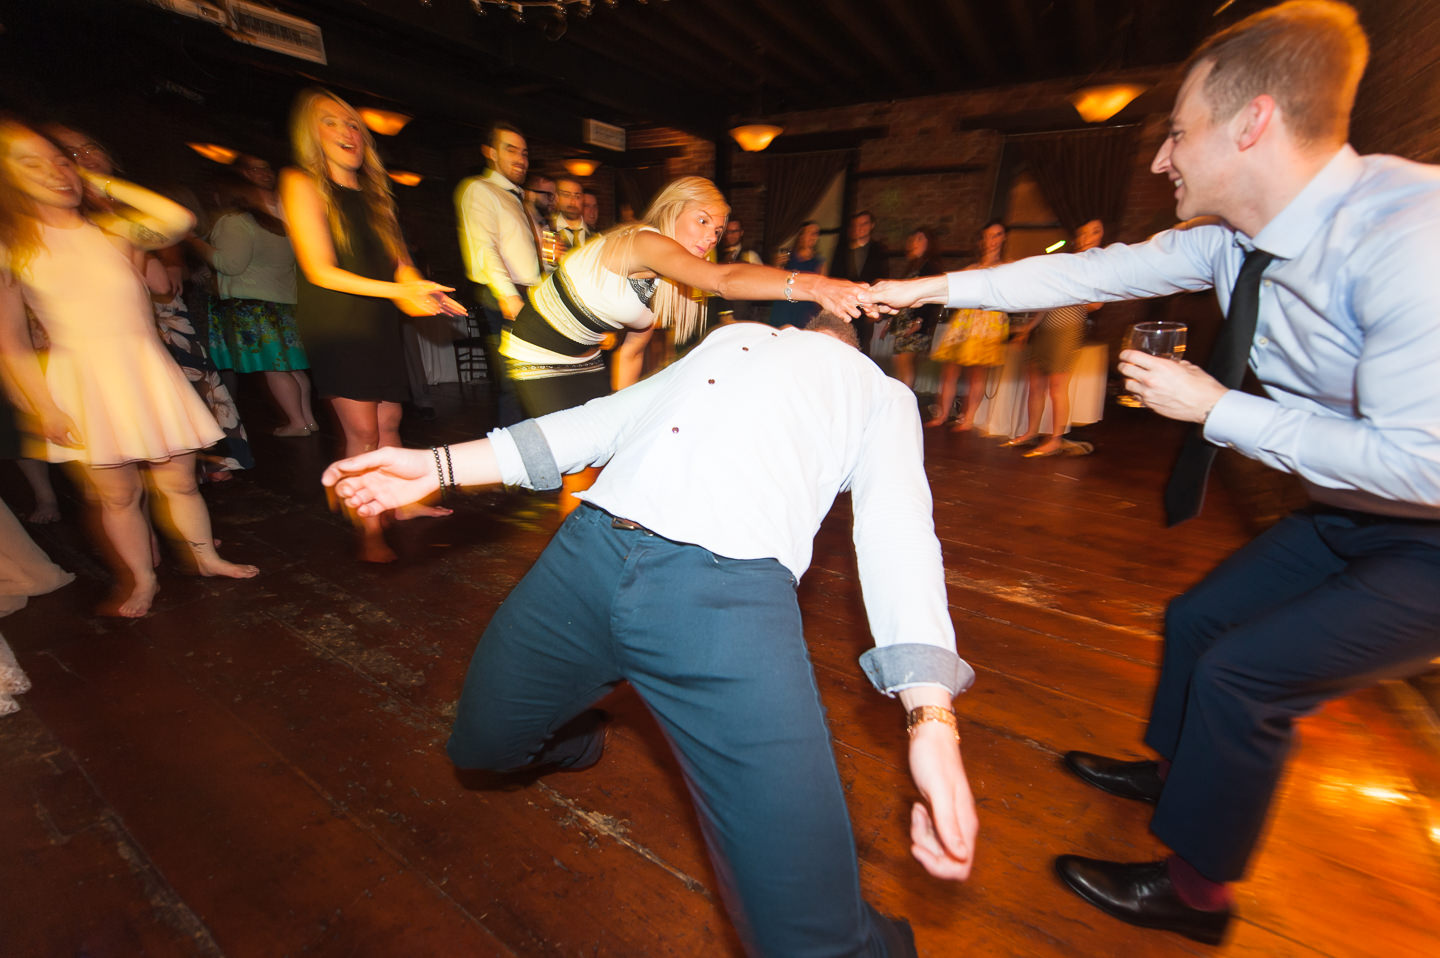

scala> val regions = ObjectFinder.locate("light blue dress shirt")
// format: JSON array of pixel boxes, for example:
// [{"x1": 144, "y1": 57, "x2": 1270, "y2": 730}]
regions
[{"x1": 946, "y1": 146, "x2": 1440, "y2": 519}]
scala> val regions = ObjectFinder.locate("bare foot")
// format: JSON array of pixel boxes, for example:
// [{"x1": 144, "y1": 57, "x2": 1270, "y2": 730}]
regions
[
  {"x1": 272, "y1": 424, "x2": 312, "y2": 438},
  {"x1": 394, "y1": 503, "x2": 454, "y2": 520},
  {"x1": 951, "y1": 420, "x2": 975, "y2": 433},
  {"x1": 99, "y1": 579, "x2": 160, "y2": 618},
  {"x1": 923, "y1": 417, "x2": 947, "y2": 428},
  {"x1": 194, "y1": 556, "x2": 260, "y2": 579},
  {"x1": 25, "y1": 503, "x2": 60, "y2": 524},
  {"x1": 358, "y1": 537, "x2": 398, "y2": 564}
]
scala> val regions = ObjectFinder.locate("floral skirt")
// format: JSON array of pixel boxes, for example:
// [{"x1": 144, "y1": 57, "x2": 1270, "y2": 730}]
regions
[
  {"x1": 157, "y1": 298, "x2": 254, "y2": 475},
  {"x1": 931, "y1": 309, "x2": 1008, "y2": 367},
  {"x1": 210, "y1": 298, "x2": 309, "y2": 373}
]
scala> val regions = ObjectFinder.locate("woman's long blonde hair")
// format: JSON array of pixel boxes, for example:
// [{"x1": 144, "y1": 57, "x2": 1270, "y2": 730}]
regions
[
  {"x1": 0, "y1": 119, "x2": 52, "y2": 277},
  {"x1": 288, "y1": 88, "x2": 407, "y2": 267},
  {"x1": 607, "y1": 175, "x2": 728, "y2": 344}
]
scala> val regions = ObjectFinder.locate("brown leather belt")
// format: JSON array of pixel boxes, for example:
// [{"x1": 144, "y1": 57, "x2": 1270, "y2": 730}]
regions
[
  {"x1": 609, "y1": 516, "x2": 656, "y2": 535},
  {"x1": 582, "y1": 502, "x2": 658, "y2": 536}
]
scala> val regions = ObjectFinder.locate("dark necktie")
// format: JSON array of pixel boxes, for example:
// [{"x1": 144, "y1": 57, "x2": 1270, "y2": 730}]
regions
[
  {"x1": 1163, "y1": 247, "x2": 1276, "y2": 526},
  {"x1": 509, "y1": 188, "x2": 542, "y2": 263}
]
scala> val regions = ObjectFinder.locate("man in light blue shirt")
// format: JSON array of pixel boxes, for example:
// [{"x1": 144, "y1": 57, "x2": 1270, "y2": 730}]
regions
[{"x1": 870, "y1": 0, "x2": 1440, "y2": 945}]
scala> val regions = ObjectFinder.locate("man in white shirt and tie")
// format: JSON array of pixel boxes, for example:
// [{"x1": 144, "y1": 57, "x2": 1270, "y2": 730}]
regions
[
  {"x1": 552, "y1": 175, "x2": 592, "y2": 249},
  {"x1": 456, "y1": 122, "x2": 541, "y2": 329},
  {"x1": 323, "y1": 314, "x2": 978, "y2": 957},
  {"x1": 456, "y1": 123, "x2": 542, "y2": 424}
]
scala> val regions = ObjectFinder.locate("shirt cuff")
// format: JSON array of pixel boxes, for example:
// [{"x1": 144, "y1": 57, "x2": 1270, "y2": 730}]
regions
[
  {"x1": 945, "y1": 271, "x2": 982, "y2": 309},
  {"x1": 860, "y1": 643, "x2": 976, "y2": 698},
  {"x1": 502, "y1": 419, "x2": 562, "y2": 491},
  {"x1": 1201, "y1": 389, "x2": 1269, "y2": 456},
  {"x1": 489, "y1": 422, "x2": 562, "y2": 490}
]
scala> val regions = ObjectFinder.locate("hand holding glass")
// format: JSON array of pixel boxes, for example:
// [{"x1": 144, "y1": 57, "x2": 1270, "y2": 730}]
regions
[{"x1": 1117, "y1": 321, "x2": 1187, "y2": 408}]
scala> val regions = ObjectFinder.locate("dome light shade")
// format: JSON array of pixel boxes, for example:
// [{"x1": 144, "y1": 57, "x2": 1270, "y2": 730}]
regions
[
  {"x1": 1069, "y1": 84, "x2": 1146, "y2": 123},
  {"x1": 564, "y1": 158, "x2": 600, "y2": 177},
  {"x1": 388, "y1": 170, "x2": 423, "y2": 187},
  {"x1": 729, "y1": 123, "x2": 784, "y2": 152},
  {"x1": 187, "y1": 142, "x2": 238, "y2": 164},
  {"x1": 359, "y1": 108, "x2": 412, "y2": 136}
]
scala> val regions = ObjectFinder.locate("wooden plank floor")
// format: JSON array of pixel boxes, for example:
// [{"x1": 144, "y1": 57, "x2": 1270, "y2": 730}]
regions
[{"x1": 2, "y1": 382, "x2": 1437, "y2": 957}]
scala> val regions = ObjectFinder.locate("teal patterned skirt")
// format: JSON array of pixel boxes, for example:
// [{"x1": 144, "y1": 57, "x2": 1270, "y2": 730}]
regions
[{"x1": 209, "y1": 298, "x2": 309, "y2": 373}]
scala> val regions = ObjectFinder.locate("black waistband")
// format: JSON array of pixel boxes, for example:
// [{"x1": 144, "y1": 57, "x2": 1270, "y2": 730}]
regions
[{"x1": 1304, "y1": 504, "x2": 1440, "y2": 527}]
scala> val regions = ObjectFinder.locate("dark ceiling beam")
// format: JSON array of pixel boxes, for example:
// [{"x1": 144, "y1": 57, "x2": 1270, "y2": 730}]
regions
[
  {"x1": 651, "y1": 3, "x2": 830, "y2": 93},
  {"x1": 1071, "y1": 0, "x2": 1101, "y2": 70},
  {"x1": 764, "y1": 127, "x2": 890, "y2": 154},
  {"x1": 706, "y1": 0, "x2": 868, "y2": 92},
  {"x1": 938, "y1": 0, "x2": 1002, "y2": 83},
  {"x1": 862, "y1": 0, "x2": 958, "y2": 91},
  {"x1": 511, "y1": 29, "x2": 724, "y2": 132},
  {"x1": 567, "y1": 14, "x2": 752, "y2": 99},
  {"x1": 825, "y1": 0, "x2": 919, "y2": 95},
  {"x1": 1004, "y1": 0, "x2": 1047, "y2": 77}
]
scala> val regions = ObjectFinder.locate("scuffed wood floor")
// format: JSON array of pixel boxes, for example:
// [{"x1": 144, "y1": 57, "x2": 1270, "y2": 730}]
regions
[{"x1": 2, "y1": 386, "x2": 1437, "y2": 957}]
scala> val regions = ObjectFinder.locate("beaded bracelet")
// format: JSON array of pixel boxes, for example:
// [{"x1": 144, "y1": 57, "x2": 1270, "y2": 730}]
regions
[
  {"x1": 783, "y1": 271, "x2": 797, "y2": 302},
  {"x1": 442, "y1": 443, "x2": 456, "y2": 488},
  {"x1": 431, "y1": 445, "x2": 448, "y2": 498}
]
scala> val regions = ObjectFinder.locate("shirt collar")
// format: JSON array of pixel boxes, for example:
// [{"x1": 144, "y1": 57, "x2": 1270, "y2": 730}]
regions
[
  {"x1": 484, "y1": 168, "x2": 520, "y2": 193},
  {"x1": 1251, "y1": 145, "x2": 1363, "y2": 260}
]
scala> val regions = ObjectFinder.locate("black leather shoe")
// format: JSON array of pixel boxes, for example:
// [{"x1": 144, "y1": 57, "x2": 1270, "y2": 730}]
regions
[
  {"x1": 1054, "y1": 856, "x2": 1231, "y2": 945},
  {"x1": 1063, "y1": 751, "x2": 1163, "y2": 803}
]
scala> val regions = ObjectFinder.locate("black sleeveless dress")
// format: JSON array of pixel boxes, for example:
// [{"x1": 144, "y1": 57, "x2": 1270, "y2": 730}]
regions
[{"x1": 295, "y1": 185, "x2": 410, "y2": 403}]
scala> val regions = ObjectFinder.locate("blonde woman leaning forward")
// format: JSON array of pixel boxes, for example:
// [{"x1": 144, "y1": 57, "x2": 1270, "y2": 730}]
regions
[
  {"x1": 500, "y1": 175, "x2": 868, "y2": 514},
  {"x1": 0, "y1": 119, "x2": 257, "y2": 617},
  {"x1": 279, "y1": 89, "x2": 466, "y2": 563}
]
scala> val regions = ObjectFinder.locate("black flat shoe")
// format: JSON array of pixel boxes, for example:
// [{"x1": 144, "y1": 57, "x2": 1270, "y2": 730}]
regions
[
  {"x1": 1063, "y1": 751, "x2": 1164, "y2": 803},
  {"x1": 1055, "y1": 856, "x2": 1231, "y2": 945}
]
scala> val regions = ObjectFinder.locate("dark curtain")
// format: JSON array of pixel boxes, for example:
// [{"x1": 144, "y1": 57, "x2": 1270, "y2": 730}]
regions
[
  {"x1": 1012, "y1": 126, "x2": 1141, "y2": 234},
  {"x1": 763, "y1": 149, "x2": 852, "y2": 259},
  {"x1": 614, "y1": 166, "x2": 672, "y2": 221}
]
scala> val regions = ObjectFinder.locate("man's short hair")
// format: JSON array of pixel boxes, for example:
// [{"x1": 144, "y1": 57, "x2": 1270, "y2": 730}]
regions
[
  {"x1": 487, "y1": 121, "x2": 524, "y2": 148},
  {"x1": 555, "y1": 175, "x2": 583, "y2": 192},
  {"x1": 807, "y1": 312, "x2": 860, "y2": 349},
  {"x1": 1188, "y1": 0, "x2": 1368, "y2": 146},
  {"x1": 853, "y1": 210, "x2": 874, "y2": 223}
]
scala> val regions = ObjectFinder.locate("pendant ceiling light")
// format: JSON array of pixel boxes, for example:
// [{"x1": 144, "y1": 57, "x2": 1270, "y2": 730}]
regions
[
  {"x1": 729, "y1": 123, "x2": 784, "y2": 152},
  {"x1": 1069, "y1": 84, "x2": 1146, "y2": 123}
]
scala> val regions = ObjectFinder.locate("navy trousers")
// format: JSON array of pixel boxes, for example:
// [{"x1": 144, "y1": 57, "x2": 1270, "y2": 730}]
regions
[
  {"x1": 447, "y1": 505, "x2": 914, "y2": 957},
  {"x1": 1145, "y1": 507, "x2": 1440, "y2": 882}
]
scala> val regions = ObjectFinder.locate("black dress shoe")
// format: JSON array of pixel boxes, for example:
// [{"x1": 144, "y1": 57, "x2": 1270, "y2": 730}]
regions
[
  {"x1": 1063, "y1": 751, "x2": 1163, "y2": 803},
  {"x1": 1055, "y1": 856, "x2": 1231, "y2": 945}
]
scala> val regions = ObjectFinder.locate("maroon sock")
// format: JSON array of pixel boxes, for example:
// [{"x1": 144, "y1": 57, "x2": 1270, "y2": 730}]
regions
[
  {"x1": 1166, "y1": 855, "x2": 1232, "y2": 911},
  {"x1": 1158, "y1": 758, "x2": 1171, "y2": 780}
]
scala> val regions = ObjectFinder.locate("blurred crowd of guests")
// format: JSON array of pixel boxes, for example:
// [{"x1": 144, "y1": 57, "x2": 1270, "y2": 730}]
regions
[{"x1": 0, "y1": 82, "x2": 1105, "y2": 653}]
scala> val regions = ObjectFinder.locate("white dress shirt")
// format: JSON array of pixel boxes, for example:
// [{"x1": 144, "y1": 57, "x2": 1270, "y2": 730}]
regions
[
  {"x1": 945, "y1": 146, "x2": 1440, "y2": 519},
  {"x1": 489, "y1": 323, "x2": 971, "y2": 694},
  {"x1": 455, "y1": 168, "x2": 541, "y2": 301}
]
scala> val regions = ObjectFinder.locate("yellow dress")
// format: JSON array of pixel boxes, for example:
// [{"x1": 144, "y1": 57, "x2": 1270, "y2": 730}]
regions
[
  {"x1": 20, "y1": 223, "x2": 222, "y2": 466},
  {"x1": 931, "y1": 308, "x2": 1008, "y2": 366}
]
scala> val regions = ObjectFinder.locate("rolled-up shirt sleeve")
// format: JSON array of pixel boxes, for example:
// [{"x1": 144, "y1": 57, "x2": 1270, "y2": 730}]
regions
[
  {"x1": 849, "y1": 381, "x2": 974, "y2": 697},
  {"x1": 488, "y1": 357, "x2": 680, "y2": 488}
]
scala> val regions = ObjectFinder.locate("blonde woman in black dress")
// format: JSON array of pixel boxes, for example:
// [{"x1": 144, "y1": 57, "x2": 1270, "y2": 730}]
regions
[{"x1": 280, "y1": 89, "x2": 465, "y2": 562}]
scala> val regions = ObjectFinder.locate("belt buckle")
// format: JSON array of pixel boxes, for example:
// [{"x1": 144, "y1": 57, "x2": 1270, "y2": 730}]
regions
[{"x1": 611, "y1": 516, "x2": 651, "y2": 534}]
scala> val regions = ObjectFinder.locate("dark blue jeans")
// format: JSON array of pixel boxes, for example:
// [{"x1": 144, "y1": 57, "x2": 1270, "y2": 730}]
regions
[
  {"x1": 447, "y1": 504, "x2": 913, "y2": 957},
  {"x1": 1145, "y1": 507, "x2": 1440, "y2": 881}
]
